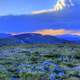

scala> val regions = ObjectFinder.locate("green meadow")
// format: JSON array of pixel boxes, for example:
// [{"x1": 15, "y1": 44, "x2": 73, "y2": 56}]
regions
[{"x1": 0, "y1": 44, "x2": 80, "y2": 80}]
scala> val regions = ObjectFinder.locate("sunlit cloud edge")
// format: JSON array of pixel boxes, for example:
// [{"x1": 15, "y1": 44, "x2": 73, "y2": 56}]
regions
[{"x1": 9, "y1": 29, "x2": 80, "y2": 36}]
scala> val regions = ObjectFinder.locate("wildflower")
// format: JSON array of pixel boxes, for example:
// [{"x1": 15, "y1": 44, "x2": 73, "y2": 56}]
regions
[
  {"x1": 50, "y1": 73, "x2": 55, "y2": 80},
  {"x1": 58, "y1": 72, "x2": 65, "y2": 77}
]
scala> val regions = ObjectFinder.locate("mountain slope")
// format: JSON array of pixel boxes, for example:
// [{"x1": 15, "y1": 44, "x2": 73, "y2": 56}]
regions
[
  {"x1": 0, "y1": 33, "x2": 71, "y2": 46},
  {"x1": 0, "y1": 33, "x2": 12, "y2": 38},
  {"x1": 56, "y1": 34, "x2": 80, "y2": 41},
  {"x1": 53, "y1": 0, "x2": 75, "y2": 11}
]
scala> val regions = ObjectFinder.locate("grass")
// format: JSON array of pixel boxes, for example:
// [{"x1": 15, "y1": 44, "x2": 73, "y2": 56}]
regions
[{"x1": 0, "y1": 44, "x2": 80, "y2": 80}]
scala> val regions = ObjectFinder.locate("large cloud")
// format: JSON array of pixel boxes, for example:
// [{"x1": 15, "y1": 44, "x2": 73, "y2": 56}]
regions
[
  {"x1": 32, "y1": 0, "x2": 75, "y2": 14},
  {"x1": 32, "y1": 29, "x2": 80, "y2": 36},
  {"x1": 10, "y1": 29, "x2": 80, "y2": 36}
]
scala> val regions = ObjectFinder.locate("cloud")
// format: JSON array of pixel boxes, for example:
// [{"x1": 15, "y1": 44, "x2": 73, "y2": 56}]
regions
[
  {"x1": 33, "y1": 29, "x2": 69, "y2": 35},
  {"x1": 32, "y1": 9, "x2": 54, "y2": 14},
  {"x1": 71, "y1": 32, "x2": 80, "y2": 36},
  {"x1": 10, "y1": 29, "x2": 80, "y2": 36},
  {"x1": 32, "y1": 29, "x2": 80, "y2": 36},
  {"x1": 32, "y1": 0, "x2": 75, "y2": 14},
  {"x1": 32, "y1": 10, "x2": 48, "y2": 14}
]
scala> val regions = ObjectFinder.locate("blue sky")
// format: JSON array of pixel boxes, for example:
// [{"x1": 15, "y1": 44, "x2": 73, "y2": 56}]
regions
[
  {"x1": 0, "y1": 0, "x2": 80, "y2": 15},
  {"x1": 0, "y1": 0, "x2": 80, "y2": 33},
  {"x1": 0, "y1": 0, "x2": 57, "y2": 15}
]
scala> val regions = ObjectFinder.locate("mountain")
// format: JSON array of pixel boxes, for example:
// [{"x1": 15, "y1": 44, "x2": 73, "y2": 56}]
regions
[
  {"x1": 56, "y1": 34, "x2": 80, "y2": 41},
  {"x1": 0, "y1": 33, "x2": 80, "y2": 46},
  {"x1": 0, "y1": 33, "x2": 71, "y2": 46},
  {"x1": 53, "y1": 0, "x2": 75, "y2": 11},
  {"x1": 0, "y1": 33, "x2": 12, "y2": 38},
  {"x1": 32, "y1": 0, "x2": 76, "y2": 13}
]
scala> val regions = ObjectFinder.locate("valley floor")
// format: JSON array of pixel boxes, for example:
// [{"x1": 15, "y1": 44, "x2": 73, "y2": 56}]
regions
[{"x1": 0, "y1": 44, "x2": 80, "y2": 80}]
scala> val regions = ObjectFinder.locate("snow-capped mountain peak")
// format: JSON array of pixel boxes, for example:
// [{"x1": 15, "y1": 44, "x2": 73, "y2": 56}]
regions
[
  {"x1": 32, "y1": 0, "x2": 76, "y2": 14},
  {"x1": 53, "y1": 0, "x2": 75, "y2": 11}
]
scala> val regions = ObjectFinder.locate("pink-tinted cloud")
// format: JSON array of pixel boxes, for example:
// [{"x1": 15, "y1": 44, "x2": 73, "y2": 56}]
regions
[
  {"x1": 10, "y1": 29, "x2": 80, "y2": 36},
  {"x1": 33, "y1": 29, "x2": 80, "y2": 36},
  {"x1": 33, "y1": 29, "x2": 66, "y2": 35}
]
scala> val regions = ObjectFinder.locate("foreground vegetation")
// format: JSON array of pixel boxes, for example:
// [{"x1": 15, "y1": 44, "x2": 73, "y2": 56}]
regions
[{"x1": 0, "y1": 44, "x2": 80, "y2": 80}]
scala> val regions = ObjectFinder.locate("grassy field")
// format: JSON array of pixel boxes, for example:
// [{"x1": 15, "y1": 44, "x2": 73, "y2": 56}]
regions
[{"x1": 0, "y1": 44, "x2": 80, "y2": 80}]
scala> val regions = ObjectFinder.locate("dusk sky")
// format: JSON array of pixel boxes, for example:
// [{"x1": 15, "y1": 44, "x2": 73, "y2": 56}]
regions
[
  {"x1": 0, "y1": 0, "x2": 56, "y2": 15},
  {"x1": 0, "y1": 0, "x2": 79, "y2": 15},
  {"x1": 0, "y1": 0, "x2": 80, "y2": 35}
]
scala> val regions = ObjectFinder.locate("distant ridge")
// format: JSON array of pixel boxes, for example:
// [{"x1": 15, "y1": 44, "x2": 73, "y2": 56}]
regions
[
  {"x1": 0, "y1": 33, "x2": 73, "y2": 46},
  {"x1": 0, "y1": 33, "x2": 12, "y2": 38},
  {"x1": 56, "y1": 34, "x2": 80, "y2": 41}
]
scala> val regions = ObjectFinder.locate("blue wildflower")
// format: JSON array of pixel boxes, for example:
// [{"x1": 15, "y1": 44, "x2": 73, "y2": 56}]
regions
[
  {"x1": 58, "y1": 72, "x2": 65, "y2": 77},
  {"x1": 50, "y1": 73, "x2": 55, "y2": 80}
]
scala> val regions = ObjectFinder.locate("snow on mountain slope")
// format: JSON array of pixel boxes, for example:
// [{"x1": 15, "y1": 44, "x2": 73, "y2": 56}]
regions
[
  {"x1": 53, "y1": 0, "x2": 75, "y2": 11},
  {"x1": 32, "y1": 0, "x2": 76, "y2": 14}
]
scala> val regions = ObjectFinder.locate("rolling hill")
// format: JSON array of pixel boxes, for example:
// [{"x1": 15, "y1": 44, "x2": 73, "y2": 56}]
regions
[{"x1": 0, "y1": 33, "x2": 71, "y2": 46}]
